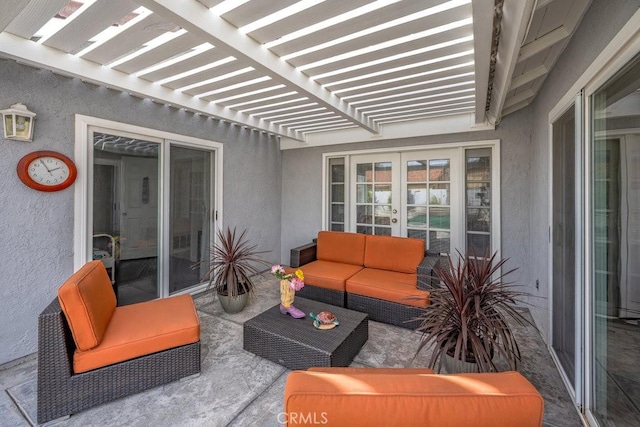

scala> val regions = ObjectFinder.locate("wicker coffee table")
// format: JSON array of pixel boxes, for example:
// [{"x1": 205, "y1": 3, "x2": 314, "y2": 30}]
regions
[{"x1": 243, "y1": 297, "x2": 368, "y2": 370}]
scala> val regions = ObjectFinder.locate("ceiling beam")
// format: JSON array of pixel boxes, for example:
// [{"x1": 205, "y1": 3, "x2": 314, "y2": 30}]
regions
[
  {"x1": 472, "y1": 0, "x2": 495, "y2": 124},
  {"x1": 136, "y1": 0, "x2": 379, "y2": 135},
  {"x1": 485, "y1": 0, "x2": 536, "y2": 124},
  {"x1": 0, "y1": 32, "x2": 304, "y2": 141},
  {"x1": 517, "y1": 26, "x2": 570, "y2": 62},
  {"x1": 281, "y1": 113, "x2": 494, "y2": 148},
  {"x1": 510, "y1": 64, "x2": 547, "y2": 90}
]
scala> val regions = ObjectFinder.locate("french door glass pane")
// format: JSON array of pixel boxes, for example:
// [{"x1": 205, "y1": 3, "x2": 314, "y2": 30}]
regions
[
  {"x1": 591, "y1": 53, "x2": 640, "y2": 426},
  {"x1": 169, "y1": 145, "x2": 211, "y2": 294},
  {"x1": 465, "y1": 149, "x2": 491, "y2": 256},
  {"x1": 329, "y1": 158, "x2": 345, "y2": 231},
  {"x1": 407, "y1": 157, "x2": 452, "y2": 254},
  {"x1": 429, "y1": 159, "x2": 450, "y2": 181},
  {"x1": 93, "y1": 132, "x2": 160, "y2": 306}
]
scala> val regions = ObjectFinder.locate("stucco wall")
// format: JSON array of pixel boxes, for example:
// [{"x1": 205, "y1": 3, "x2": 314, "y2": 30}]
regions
[
  {"x1": 281, "y1": 106, "x2": 533, "y2": 302},
  {"x1": 527, "y1": 0, "x2": 640, "y2": 340},
  {"x1": 0, "y1": 59, "x2": 281, "y2": 365}
]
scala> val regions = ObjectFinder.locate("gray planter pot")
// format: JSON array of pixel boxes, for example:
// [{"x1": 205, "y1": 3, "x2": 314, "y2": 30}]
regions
[
  {"x1": 442, "y1": 352, "x2": 479, "y2": 374},
  {"x1": 217, "y1": 291, "x2": 249, "y2": 314}
]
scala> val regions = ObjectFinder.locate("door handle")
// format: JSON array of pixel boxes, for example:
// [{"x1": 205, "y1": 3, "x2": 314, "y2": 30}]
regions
[
  {"x1": 122, "y1": 212, "x2": 128, "y2": 216},
  {"x1": 392, "y1": 209, "x2": 398, "y2": 214},
  {"x1": 391, "y1": 218, "x2": 398, "y2": 223}
]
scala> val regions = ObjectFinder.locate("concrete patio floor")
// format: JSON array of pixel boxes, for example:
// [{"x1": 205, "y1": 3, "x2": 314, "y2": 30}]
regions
[{"x1": 0, "y1": 274, "x2": 583, "y2": 426}]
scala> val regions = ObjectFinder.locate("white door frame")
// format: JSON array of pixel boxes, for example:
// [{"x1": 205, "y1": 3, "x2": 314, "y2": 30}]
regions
[{"x1": 73, "y1": 114, "x2": 223, "y2": 298}]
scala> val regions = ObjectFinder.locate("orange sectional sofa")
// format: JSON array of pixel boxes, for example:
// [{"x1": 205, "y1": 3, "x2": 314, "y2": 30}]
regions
[
  {"x1": 284, "y1": 368, "x2": 544, "y2": 427},
  {"x1": 290, "y1": 231, "x2": 439, "y2": 328}
]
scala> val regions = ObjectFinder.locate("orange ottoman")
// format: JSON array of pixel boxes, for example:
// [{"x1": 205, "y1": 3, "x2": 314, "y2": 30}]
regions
[{"x1": 284, "y1": 368, "x2": 544, "y2": 427}]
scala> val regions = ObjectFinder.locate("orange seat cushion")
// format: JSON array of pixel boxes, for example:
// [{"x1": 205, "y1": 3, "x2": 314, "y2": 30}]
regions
[
  {"x1": 316, "y1": 231, "x2": 366, "y2": 266},
  {"x1": 346, "y1": 268, "x2": 429, "y2": 307},
  {"x1": 58, "y1": 261, "x2": 117, "y2": 351},
  {"x1": 287, "y1": 260, "x2": 363, "y2": 292},
  {"x1": 308, "y1": 367, "x2": 435, "y2": 375},
  {"x1": 284, "y1": 371, "x2": 544, "y2": 427},
  {"x1": 364, "y1": 235, "x2": 425, "y2": 273},
  {"x1": 73, "y1": 294, "x2": 200, "y2": 373}
]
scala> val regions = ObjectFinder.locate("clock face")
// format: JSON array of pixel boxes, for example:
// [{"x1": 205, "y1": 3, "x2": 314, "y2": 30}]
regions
[
  {"x1": 17, "y1": 150, "x2": 77, "y2": 192},
  {"x1": 27, "y1": 156, "x2": 70, "y2": 187}
]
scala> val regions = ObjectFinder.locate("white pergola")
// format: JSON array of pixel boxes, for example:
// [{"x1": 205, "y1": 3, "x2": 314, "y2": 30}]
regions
[{"x1": 0, "y1": 0, "x2": 590, "y2": 146}]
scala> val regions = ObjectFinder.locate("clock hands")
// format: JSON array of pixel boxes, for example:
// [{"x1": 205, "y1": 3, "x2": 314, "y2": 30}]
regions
[{"x1": 39, "y1": 159, "x2": 52, "y2": 174}]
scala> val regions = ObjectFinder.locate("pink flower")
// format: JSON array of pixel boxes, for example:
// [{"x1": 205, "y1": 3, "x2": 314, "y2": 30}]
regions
[{"x1": 290, "y1": 277, "x2": 305, "y2": 291}]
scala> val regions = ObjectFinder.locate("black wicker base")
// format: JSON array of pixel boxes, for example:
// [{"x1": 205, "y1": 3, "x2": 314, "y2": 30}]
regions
[
  {"x1": 295, "y1": 284, "x2": 346, "y2": 307},
  {"x1": 346, "y1": 293, "x2": 425, "y2": 329},
  {"x1": 37, "y1": 298, "x2": 201, "y2": 425},
  {"x1": 243, "y1": 298, "x2": 368, "y2": 370}
]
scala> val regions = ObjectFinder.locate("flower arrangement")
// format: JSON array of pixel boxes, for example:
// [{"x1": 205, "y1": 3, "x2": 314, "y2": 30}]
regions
[{"x1": 271, "y1": 265, "x2": 305, "y2": 291}]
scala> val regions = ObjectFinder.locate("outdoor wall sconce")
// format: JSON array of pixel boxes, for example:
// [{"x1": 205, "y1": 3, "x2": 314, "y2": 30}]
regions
[{"x1": 1, "y1": 103, "x2": 36, "y2": 142}]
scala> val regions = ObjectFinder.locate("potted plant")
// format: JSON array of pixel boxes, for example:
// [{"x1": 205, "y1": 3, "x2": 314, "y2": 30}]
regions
[
  {"x1": 415, "y1": 250, "x2": 532, "y2": 373},
  {"x1": 202, "y1": 226, "x2": 269, "y2": 313}
]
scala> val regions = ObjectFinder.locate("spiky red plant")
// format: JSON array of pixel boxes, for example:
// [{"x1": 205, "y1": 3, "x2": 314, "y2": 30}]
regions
[{"x1": 415, "y1": 250, "x2": 532, "y2": 372}]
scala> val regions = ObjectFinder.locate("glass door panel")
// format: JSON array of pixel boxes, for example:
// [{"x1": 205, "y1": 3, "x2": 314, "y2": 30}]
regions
[
  {"x1": 590, "y1": 53, "x2": 640, "y2": 426},
  {"x1": 402, "y1": 151, "x2": 460, "y2": 255},
  {"x1": 551, "y1": 105, "x2": 577, "y2": 389},
  {"x1": 351, "y1": 155, "x2": 400, "y2": 235},
  {"x1": 93, "y1": 132, "x2": 160, "y2": 305},
  {"x1": 169, "y1": 145, "x2": 212, "y2": 294}
]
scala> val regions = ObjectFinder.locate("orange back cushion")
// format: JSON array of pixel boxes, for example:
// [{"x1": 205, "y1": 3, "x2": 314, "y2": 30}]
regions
[
  {"x1": 364, "y1": 235, "x2": 425, "y2": 273},
  {"x1": 58, "y1": 261, "x2": 117, "y2": 351},
  {"x1": 316, "y1": 231, "x2": 366, "y2": 266}
]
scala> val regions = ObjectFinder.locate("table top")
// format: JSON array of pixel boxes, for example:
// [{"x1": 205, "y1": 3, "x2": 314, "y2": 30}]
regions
[{"x1": 243, "y1": 297, "x2": 368, "y2": 353}]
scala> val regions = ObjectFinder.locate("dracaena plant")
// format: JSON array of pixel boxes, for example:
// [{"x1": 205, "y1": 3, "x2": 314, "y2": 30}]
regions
[
  {"x1": 415, "y1": 250, "x2": 532, "y2": 372},
  {"x1": 204, "y1": 227, "x2": 269, "y2": 298}
]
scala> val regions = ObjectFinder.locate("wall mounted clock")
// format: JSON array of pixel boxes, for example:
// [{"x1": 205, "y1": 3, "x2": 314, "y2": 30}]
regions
[{"x1": 17, "y1": 150, "x2": 78, "y2": 192}]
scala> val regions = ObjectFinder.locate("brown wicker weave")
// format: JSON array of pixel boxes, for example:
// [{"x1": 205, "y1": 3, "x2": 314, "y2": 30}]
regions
[
  {"x1": 37, "y1": 298, "x2": 201, "y2": 424},
  {"x1": 346, "y1": 293, "x2": 424, "y2": 329},
  {"x1": 290, "y1": 239, "x2": 443, "y2": 329},
  {"x1": 243, "y1": 297, "x2": 368, "y2": 370}
]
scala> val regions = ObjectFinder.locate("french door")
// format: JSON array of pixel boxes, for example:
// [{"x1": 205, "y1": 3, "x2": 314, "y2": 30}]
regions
[{"x1": 349, "y1": 149, "x2": 462, "y2": 254}]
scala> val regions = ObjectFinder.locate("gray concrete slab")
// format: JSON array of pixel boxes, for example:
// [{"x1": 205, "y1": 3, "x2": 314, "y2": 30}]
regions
[{"x1": 0, "y1": 277, "x2": 582, "y2": 426}]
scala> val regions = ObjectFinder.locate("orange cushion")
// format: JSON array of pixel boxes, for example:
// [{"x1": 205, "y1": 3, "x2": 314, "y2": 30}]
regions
[
  {"x1": 364, "y1": 235, "x2": 425, "y2": 273},
  {"x1": 316, "y1": 231, "x2": 366, "y2": 266},
  {"x1": 284, "y1": 371, "x2": 544, "y2": 427},
  {"x1": 58, "y1": 261, "x2": 117, "y2": 351},
  {"x1": 308, "y1": 367, "x2": 435, "y2": 375},
  {"x1": 73, "y1": 294, "x2": 200, "y2": 373},
  {"x1": 287, "y1": 260, "x2": 363, "y2": 292},
  {"x1": 346, "y1": 268, "x2": 429, "y2": 307}
]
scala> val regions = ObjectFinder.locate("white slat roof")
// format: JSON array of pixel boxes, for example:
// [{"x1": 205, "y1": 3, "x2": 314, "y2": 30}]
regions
[{"x1": 0, "y1": 0, "x2": 591, "y2": 146}]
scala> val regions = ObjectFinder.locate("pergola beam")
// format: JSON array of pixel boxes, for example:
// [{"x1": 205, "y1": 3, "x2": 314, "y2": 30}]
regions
[
  {"x1": 472, "y1": 0, "x2": 495, "y2": 124},
  {"x1": 136, "y1": 0, "x2": 379, "y2": 135},
  {"x1": 0, "y1": 32, "x2": 304, "y2": 141}
]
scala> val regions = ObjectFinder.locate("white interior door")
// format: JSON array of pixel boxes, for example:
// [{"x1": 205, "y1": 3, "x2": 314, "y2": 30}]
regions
[{"x1": 120, "y1": 156, "x2": 159, "y2": 260}]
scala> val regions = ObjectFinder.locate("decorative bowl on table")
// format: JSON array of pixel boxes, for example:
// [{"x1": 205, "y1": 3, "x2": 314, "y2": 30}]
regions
[{"x1": 310, "y1": 311, "x2": 339, "y2": 330}]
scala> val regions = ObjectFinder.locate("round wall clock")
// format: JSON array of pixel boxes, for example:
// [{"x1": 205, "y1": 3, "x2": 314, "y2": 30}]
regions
[{"x1": 17, "y1": 150, "x2": 78, "y2": 192}]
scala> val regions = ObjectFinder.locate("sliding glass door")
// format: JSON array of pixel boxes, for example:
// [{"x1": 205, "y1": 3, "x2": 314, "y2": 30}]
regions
[
  {"x1": 169, "y1": 145, "x2": 211, "y2": 294},
  {"x1": 83, "y1": 120, "x2": 219, "y2": 306},
  {"x1": 589, "y1": 53, "x2": 640, "y2": 426}
]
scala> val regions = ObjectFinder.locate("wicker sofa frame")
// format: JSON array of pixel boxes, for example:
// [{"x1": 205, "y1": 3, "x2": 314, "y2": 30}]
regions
[
  {"x1": 37, "y1": 298, "x2": 201, "y2": 425},
  {"x1": 290, "y1": 239, "x2": 442, "y2": 329}
]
